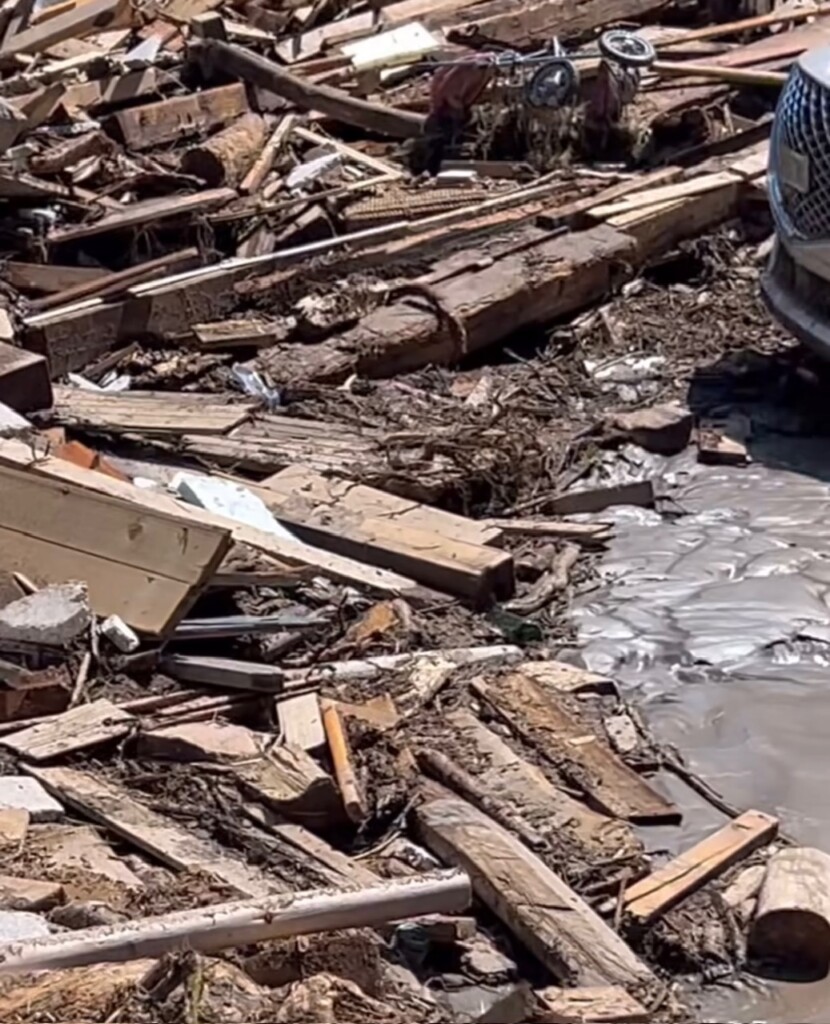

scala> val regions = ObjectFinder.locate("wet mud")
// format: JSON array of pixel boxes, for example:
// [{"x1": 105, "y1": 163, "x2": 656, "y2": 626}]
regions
[{"x1": 572, "y1": 397, "x2": 830, "y2": 1021}]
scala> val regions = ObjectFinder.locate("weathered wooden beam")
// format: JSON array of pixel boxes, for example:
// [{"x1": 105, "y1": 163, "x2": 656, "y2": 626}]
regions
[
  {"x1": 415, "y1": 792, "x2": 654, "y2": 987},
  {"x1": 198, "y1": 39, "x2": 424, "y2": 138}
]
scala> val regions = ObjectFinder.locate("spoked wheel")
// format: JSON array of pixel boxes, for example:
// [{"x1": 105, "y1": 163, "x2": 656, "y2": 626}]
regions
[
  {"x1": 525, "y1": 58, "x2": 579, "y2": 108},
  {"x1": 598, "y1": 29, "x2": 656, "y2": 68}
]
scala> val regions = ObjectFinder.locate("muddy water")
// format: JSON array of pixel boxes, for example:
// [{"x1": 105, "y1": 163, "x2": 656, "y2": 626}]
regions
[{"x1": 570, "y1": 436, "x2": 830, "y2": 1023}]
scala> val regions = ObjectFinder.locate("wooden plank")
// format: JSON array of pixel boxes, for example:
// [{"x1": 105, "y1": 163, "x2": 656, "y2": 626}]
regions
[
  {"x1": 0, "y1": 699, "x2": 134, "y2": 761},
  {"x1": 111, "y1": 82, "x2": 248, "y2": 151},
  {"x1": 446, "y1": 710, "x2": 637, "y2": 858},
  {"x1": 244, "y1": 473, "x2": 513, "y2": 602},
  {"x1": 472, "y1": 671, "x2": 680, "y2": 824},
  {"x1": 415, "y1": 792, "x2": 654, "y2": 986},
  {"x1": 47, "y1": 188, "x2": 236, "y2": 244},
  {"x1": 51, "y1": 387, "x2": 253, "y2": 436},
  {"x1": 62, "y1": 67, "x2": 165, "y2": 112},
  {"x1": 266, "y1": 224, "x2": 636, "y2": 384},
  {"x1": 277, "y1": 692, "x2": 325, "y2": 751},
  {"x1": 262, "y1": 464, "x2": 502, "y2": 547},
  {"x1": 623, "y1": 809, "x2": 778, "y2": 923},
  {"x1": 191, "y1": 318, "x2": 286, "y2": 349},
  {"x1": 0, "y1": 439, "x2": 232, "y2": 634},
  {"x1": 0, "y1": 439, "x2": 434, "y2": 603},
  {"x1": 4, "y1": 262, "x2": 105, "y2": 294},
  {"x1": 0, "y1": 342, "x2": 51, "y2": 413},
  {"x1": 1, "y1": 0, "x2": 133, "y2": 55},
  {"x1": 27, "y1": 765, "x2": 279, "y2": 896},
  {"x1": 535, "y1": 986, "x2": 651, "y2": 1023}
]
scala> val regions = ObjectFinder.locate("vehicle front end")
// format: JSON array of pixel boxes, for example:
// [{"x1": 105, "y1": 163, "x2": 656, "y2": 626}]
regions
[{"x1": 762, "y1": 46, "x2": 830, "y2": 356}]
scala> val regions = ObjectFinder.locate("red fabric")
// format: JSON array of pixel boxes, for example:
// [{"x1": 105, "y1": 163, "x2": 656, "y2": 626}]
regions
[{"x1": 429, "y1": 54, "x2": 496, "y2": 117}]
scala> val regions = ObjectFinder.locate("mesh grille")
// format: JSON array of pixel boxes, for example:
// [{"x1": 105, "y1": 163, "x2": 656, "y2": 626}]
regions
[{"x1": 772, "y1": 64, "x2": 830, "y2": 240}]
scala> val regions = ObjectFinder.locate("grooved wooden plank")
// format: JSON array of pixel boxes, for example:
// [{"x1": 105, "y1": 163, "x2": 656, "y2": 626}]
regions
[
  {"x1": 27, "y1": 765, "x2": 279, "y2": 897},
  {"x1": 415, "y1": 793, "x2": 654, "y2": 987},
  {"x1": 51, "y1": 387, "x2": 253, "y2": 436},
  {"x1": 624, "y1": 809, "x2": 778, "y2": 923},
  {"x1": 1, "y1": 700, "x2": 135, "y2": 761},
  {"x1": 472, "y1": 671, "x2": 680, "y2": 824},
  {"x1": 535, "y1": 986, "x2": 651, "y2": 1023}
]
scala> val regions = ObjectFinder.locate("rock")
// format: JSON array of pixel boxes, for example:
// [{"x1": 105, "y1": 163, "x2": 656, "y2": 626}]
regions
[
  {"x1": 49, "y1": 900, "x2": 128, "y2": 929},
  {"x1": 723, "y1": 863, "x2": 765, "y2": 916},
  {"x1": 460, "y1": 938, "x2": 517, "y2": 982},
  {"x1": 0, "y1": 583, "x2": 91, "y2": 646},
  {"x1": 0, "y1": 874, "x2": 64, "y2": 912},
  {"x1": 0, "y1": 777, "x2": 63, "y2": 822},
  {"x1": 136, "y1": 721, "x2": 264, "y2": 762},
  {"x1": 698, "y1": 429, "x2": 750, "y2": 466},
  {"x1": 0, "y1": 909, "x2": 51, "y2": 941},
  {"x1": 608, "y1": 402, "x2": 693, "y2": 455},
  {"x1": 0, "y1": 808, "x2": 29, "y2": 846},
  {"x1": 604, "y1": 713, "x2": 639, "y2": 756},
  {"x1": 439, "y1": 978, "x2": 530, "y2": 1023}
]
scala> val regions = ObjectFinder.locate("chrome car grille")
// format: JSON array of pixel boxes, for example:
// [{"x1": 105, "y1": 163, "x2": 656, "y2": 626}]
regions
[{"x1": 771, "y1": 64, "x2": 830, "y2": 240}]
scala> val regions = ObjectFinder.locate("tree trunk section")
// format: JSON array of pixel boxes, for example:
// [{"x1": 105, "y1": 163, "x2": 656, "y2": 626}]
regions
[
  {"x1": 181, "y1": 113, "x2": 268, "y2": 187},
  {"x1": 749, "y1": 847, "x2": 830, "y2": 979}
]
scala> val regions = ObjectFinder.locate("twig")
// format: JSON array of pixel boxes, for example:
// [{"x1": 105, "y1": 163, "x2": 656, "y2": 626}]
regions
[{"x1": 68, "y1": 651, "x2": 92, "y2": 709}]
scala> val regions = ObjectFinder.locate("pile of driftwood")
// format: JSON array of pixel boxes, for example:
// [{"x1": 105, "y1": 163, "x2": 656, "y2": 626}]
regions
[{"x1": 0, "y1": 0, "x2": 828, "y2": 1019}]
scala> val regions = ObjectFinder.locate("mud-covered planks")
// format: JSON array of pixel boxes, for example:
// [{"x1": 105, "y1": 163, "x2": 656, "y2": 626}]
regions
[
  {"x1": 27, "y1": 766, "x2": 280, "y2": 897},
  {"x1": 1, "y1": 700, "x2": 135, "y2": 761},
  {"x1": 415, "y1": 792, "x2": 655, "y2": 987},
  {"x1": 624, "y1": 809, "x2": 778, "y2": 923},
  {"x1": 445, "y1": 710, "x2": 637, "y2": 858},
  {"x1": 472, "y1": 670, "x2": 679, "y2": 824},
  {"x1": 263, "y1": 224, "x2": 636, "y2": 384}
]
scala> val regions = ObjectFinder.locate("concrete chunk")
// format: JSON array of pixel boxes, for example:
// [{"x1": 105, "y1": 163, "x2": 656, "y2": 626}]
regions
[
  {"x1": 0, "y1": 909, "x2": 51, "y2": 942},
  {"x1": 0, "y1": 583, "x2": 91, "y2": 646},
  {"x1": 0, "y1": 776, "x2": 63, "y2": 821},
  {"x1": 136, "y1": 721, "x2": 264, "y2": 762}
]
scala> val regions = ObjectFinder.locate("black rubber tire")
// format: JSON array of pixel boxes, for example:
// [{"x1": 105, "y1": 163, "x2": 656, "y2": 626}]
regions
[
  {"x1": 598, "y1": 30, "x2": 656, "y2": 68},
  {"x1": 526, "y1": 58, "x2": 579, "y2": 108}
]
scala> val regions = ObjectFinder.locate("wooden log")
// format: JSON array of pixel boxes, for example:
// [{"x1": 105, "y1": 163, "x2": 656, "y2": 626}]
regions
[
  {"x1": 198, "y1": 39, "x2": 424, "y2": 138},
  {"x1": 748, "y1": 847, "x2": 830, "y2": 978},
  {"x1": 240, "y1": 113, "x2": 296, "y2": 194},
  {"x1": 415, "y1": 793, "x2": 654, "y2": 987},
  {"x1": 180, "y1": 113, "x2": 268, "y2": 187},
  {"x1": 472, "y1": 671, "x2": 679, "y2": 824},
  {"x1": 0, "y1": 870, "x2": 471, "y2": 975},
  {"x1": 624, "y1": 810, "x2": 778, "y2": 924}
]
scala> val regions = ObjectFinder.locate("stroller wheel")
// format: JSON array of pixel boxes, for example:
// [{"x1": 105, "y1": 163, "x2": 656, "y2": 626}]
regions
[
  {"x1": 526, "y1": 58, "x2": 579, "y2": 108},
  {"x1": 598, "y1": 29, "x2": 656, "y2": 68}
]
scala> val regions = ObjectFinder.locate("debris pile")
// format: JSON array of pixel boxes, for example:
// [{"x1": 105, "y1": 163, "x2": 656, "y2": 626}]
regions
[{"x1": 0, "y1": 0, "x2": 823, "y2": 1017}]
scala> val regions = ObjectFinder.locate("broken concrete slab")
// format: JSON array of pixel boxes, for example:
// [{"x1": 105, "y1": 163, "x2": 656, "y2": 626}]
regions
[
  {"x1": 0, "y1": 874, "x2": 64, "y2": 912},
  {"x1": 0, "y1": 777, "x2": 63, "y2": 822},
  {"x1": 0, "y1": 583, "x2": 91, "y2": 646},
  {"x1": 608, "y1": 402, "x2": 693, "y2": 455},
  {"x1": 0, "y1": 909, "x2": 52, "y2": 942}
]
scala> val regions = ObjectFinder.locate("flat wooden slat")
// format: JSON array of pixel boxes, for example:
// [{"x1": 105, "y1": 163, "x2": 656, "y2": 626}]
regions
[
  {"x1": 1, "y1": 699, "x2": 135, "y2": 761},
  {"x1": 624, "y1": 809, "x2": 778, "y2": 923},
  {"x1": 51, "y1": 387, "x2": 253, "y2": 435}
]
